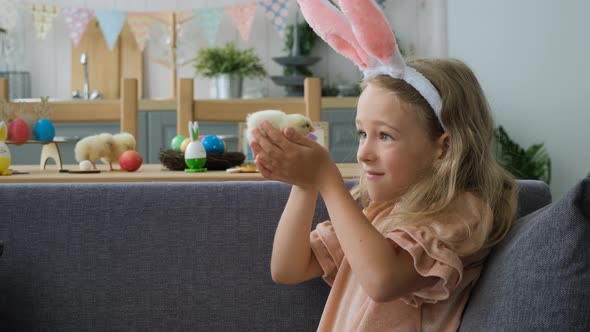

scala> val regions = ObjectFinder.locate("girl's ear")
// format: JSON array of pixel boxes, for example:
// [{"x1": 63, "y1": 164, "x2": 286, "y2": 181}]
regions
[{"x1": 436, "y1": 133, "x2": 450, "y2": 160}]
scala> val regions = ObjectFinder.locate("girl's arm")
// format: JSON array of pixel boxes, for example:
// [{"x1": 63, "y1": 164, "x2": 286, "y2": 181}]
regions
[
  {"x1": 252, "y1": 122, "x2": 435, "y2": 302},
  {"x1": 250, "y1": 141, "x2": 323, "y2": 285},
  {"x1": 270, "y1": 185, "x2": 324, "y2": 285}
]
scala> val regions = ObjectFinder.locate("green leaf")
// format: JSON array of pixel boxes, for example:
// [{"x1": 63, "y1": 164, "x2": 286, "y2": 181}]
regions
[
  {"x1": 494, "y1": 126, "x2": 552, "y2": 184},
  {"x1": 193, "y1": 42, "x2": 267, "y2": 79}
]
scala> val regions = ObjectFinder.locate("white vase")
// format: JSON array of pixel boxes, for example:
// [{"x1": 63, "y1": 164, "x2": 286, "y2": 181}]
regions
[{"x1": 215, "y1": 73, "x2": 242, "y2": 99}]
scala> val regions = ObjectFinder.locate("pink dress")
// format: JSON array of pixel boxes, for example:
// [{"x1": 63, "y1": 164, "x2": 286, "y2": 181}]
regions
[{"x1": 310, "y1": 193, "x2": 491, "y2": 332}]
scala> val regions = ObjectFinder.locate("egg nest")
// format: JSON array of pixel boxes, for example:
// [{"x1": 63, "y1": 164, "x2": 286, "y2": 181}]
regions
[{"x1": 159, "y1": 148, "x2": 246, "y2": 171}]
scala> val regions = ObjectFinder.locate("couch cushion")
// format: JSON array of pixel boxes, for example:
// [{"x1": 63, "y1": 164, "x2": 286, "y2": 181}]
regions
[{"x1": 459, "y1": 178, "x2": 590, "y2": 331}]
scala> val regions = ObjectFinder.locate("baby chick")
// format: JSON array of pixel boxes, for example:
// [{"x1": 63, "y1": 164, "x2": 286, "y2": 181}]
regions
[
  {"x1": 101, "y1": 132, "x2": 137, "y2": 171},
  {"x1": 74, "y1": 133, "x2": 114, "y2": 170},
  {"x1": 246, "y1": 109, "x2": 314, "y2": 144}
]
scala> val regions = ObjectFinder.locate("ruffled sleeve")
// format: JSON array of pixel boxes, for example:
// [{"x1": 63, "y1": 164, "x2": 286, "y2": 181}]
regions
[
  {"x1": 310, "y1": 221, "x2": 344, "y2": 286},
  {"x1": 386, "y1": 226, "x2": 464, "y2": 308}
]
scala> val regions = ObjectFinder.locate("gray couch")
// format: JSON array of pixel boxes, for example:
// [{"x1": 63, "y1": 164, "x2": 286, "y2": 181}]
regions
[{"x1": 0, "y1": 178, "x2": 588, "y2": 331}]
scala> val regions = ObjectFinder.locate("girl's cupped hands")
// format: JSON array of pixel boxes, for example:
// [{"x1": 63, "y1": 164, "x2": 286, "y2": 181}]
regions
[{"x1": 250, "y1": 120, "x2": 336, "y2": 189}]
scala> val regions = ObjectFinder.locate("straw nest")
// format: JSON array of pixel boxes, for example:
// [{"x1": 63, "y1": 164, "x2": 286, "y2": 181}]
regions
[{"x1": 159, "y1": 149, "x2": 246, "y2": 171}]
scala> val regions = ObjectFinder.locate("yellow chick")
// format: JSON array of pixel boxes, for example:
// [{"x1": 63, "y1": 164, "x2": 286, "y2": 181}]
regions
[
  {"x1": 101, "y1": 132, "x2": 136, "y2": 171},
  {"x1": 245, "y1": 109, "x2": 314, "y2": 144},
  {"x1": 74, "y1": 133, "x2": 114, "y2": 169}
]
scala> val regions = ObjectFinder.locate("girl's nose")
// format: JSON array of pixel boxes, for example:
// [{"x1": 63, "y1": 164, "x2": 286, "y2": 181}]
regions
[{"x1": 357, "y1": 141, "x2": 375, "y2": 163}]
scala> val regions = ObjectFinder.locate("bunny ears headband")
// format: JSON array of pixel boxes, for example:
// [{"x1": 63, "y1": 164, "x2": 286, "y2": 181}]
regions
[{"x1": 297, "y1": 0, "x2": 445, "y2": 130}]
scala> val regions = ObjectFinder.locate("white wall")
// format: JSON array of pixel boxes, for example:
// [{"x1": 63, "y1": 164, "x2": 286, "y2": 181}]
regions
[
  {"x1": 5, "y1": 0, "x2": 445, "y2": 100},
  {"x1": 448, "y1": 0, "x2": 590, "y2": 198}
]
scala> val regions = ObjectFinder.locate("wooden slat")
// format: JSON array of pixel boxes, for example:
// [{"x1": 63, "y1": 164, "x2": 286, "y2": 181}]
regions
[
  {"x1": 192, "y1": 98, "x2": 307, "y2": 122},
  {"x1": 0, "y1": 78, "x2": 8, "y2": 100},
  {"x1": 304, "y1": 77, "x2": 322, "y2": 121},
  {"x1": 7, "y1": 100, "x2": 120, "y2": 122},
  {"x1": 121, "y1": 78, "x2": 138, "y2": 139},
  {"x1": 177, "y1": 78, "x2": 193, "y2": 136}
]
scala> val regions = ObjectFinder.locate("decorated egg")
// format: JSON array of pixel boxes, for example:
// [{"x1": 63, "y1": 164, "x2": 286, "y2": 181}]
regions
[
  {"x1": 0, "y1": 121, "x2": 11, "y2": 173},
  {"x1": 180, "y1": 137, "x2": 191, "y2": 153},
  {"x1": 7, "y1": 118, "x2": 29, "y2": 145},
  {"x1": 184, "y1": 121, "x2": 207, "y2": 172},
  {"x1": 170, "y1": 135, "x2": 187, "y2": 151},
  {"x1": 34, "y1": 118, "x2": 56, "y2": 141},
  {"x1": 201, "y1": 135, "x2": 225, "y2": 153}
]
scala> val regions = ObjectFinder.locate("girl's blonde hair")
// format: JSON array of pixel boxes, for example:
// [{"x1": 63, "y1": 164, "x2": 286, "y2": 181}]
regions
[{"x1": 353, "y1": 58, "x2": 517, "y2": 250}]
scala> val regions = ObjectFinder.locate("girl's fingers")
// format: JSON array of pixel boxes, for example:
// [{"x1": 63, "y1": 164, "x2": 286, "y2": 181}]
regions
[{"x1": 252, "y1": 128, "x2": 283, "y2": 153}]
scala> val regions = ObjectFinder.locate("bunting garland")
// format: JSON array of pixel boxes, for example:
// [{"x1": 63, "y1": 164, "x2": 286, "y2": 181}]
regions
[
  {"x1": 195, "y1": 7, "x2": 224, "y2": 46},
  {"x1": 258, "y1": 0, "x2": 289, "y2": 36},
  {"x1": 126, "y1": 13, "x2": 155, "y2": 51},
  {"x1": 95, "y1": 10, "x2": 126, "y2": 50},
  {"x1": 30, "y1": 4, "x2": 58, "y2": 40},
  {"x1": 10, "y1": 0, "x2": 388, "y2": 50},
  {"x1": 226, "y1": 3, "x2": 257, "y2": 42},
  {"x1": 61, "y1": 7, "x2": 93, "y2": 47},
  {"x1": 0, "y1": 0, "x2": 19, "y2": 31}
]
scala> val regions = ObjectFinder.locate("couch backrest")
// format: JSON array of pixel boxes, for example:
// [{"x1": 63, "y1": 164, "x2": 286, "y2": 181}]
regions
[
  {"x1": 460, "y1": 178, "x2": 590, "y2": 331},
  {"x1": 0, "y1": 180, "x2": 551, "y2": 330}
]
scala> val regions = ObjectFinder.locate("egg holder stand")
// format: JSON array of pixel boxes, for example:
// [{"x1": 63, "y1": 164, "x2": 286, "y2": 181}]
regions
[{"x1": 6, "y1": 137, "x2": 76, "y2": 171}]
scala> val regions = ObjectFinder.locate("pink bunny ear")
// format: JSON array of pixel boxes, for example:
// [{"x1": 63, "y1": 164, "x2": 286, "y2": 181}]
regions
[
  {"x1": 297, "y1": 0, "x2": 370, "y2": 68},
  {"x1": 339, "y1": 0, "x2": 398, "y2": 65}
]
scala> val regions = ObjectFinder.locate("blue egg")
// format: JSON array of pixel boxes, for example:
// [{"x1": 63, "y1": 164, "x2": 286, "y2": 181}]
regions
[
  {"x1": 34, "y1": 118, "x2": 55, "y2": 142},
  {"x1": 200, "y1": 135, "x2": 225, "y2": 153}
]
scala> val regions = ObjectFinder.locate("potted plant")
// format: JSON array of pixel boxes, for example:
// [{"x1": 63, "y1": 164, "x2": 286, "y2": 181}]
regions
[
  {"x1": 494, "y1": 126, "x2": 552, "y2": 184},
  {"x1": 193, "y1": 42, "x2": 266, "y2": 99}
]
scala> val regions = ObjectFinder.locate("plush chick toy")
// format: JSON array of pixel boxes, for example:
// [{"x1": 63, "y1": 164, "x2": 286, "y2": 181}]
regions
[
  {"x1": 0, "y1": 121, "x2": 11, "y2": 175},
  {"x1": 101, "y1": 132, "x2": 136, "y2": 171},
  {"x1": 74, "y1": 133, "x2": 114, "y2": 170},
  {"x1": 245, "y1": 109, "x2": 314, "y2": 144}
]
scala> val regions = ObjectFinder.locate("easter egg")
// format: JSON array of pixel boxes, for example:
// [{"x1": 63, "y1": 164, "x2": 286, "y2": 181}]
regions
[
  {"x1": 184, "y1": 140, "x2": 207, "y2": 171},
  {"x1": 79, "y1": 160, "x2": 93, "y2": 171},
  {"x1": 200, "y1": 135, "x2": 225, "y2": 153},
  {"x1": 180, "y1": 137, "x2": 191, "y2": 153},
  {"x1": 0, "y1": 141, "x2": 11, "y2": 173},
  {"x1": 119, "y1": 150, "x2": 143, "y2": 172},
  {"x1": 170, "y1": 135, "x2": 187, "y2": 151},
  {"x1": 7, "y1": 118, "x2": 29, "y2": 145},
  {"x1": 34, "y1": 118, "x2": 56, "y2": 142}
]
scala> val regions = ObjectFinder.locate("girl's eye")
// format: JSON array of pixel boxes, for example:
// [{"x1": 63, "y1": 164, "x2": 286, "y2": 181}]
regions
[
  {"x1": 357, "y1": 130, "x2": 367, "y2": 140},
  {"x1": 380, "y1": 133, "x2": 393, "y2": 141}
]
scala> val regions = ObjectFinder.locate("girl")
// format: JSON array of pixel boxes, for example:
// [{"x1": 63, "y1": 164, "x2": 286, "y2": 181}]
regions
[{"x1": 250, "y1": 1, "x2": 517, "y2": 330}]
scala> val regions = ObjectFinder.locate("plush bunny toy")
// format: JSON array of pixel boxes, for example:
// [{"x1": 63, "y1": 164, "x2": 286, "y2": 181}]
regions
[{"x1": 297, "y1": 0, "x2": 444, "y2": 130}]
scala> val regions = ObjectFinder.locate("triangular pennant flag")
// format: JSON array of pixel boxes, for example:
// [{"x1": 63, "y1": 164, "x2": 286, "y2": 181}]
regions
[
  {"x1": 0, "y1": 0, "x2": 19, "y2": 31},
  {"x1": 258, "y1": 0, "x2": 289, "y2": 36},
  {"x1": 195, "y1": 7, "x2": 224, "y2": 46},
  {"x1": 126, "y1": 13, "x2": 155, "y2": 51},
  {"x1": 30, "y1": 4, "x2": 59, "y2": 40},
  {"x1": 226, "y1": 3, "x2": 257, "y2": 42},
  {"x1": 94, "y1": 10, "x2": 126, "y2": 50},
  {"x1": 61, "y1": 8, "x2": 94, "y2": 47}
]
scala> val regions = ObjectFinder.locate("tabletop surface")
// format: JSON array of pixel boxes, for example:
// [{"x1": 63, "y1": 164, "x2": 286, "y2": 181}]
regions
[{"x1": 0, "y1": 163, "x2": 360, "y2": 183}]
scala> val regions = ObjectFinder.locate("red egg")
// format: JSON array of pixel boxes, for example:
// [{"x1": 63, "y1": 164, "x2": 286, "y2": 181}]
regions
[
  {"x1": 118, "y1": 150, "x2": 143, "y2": 172},
  {"x1": 8, "y1": 118, "x2": 30, "y2": 145}
]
